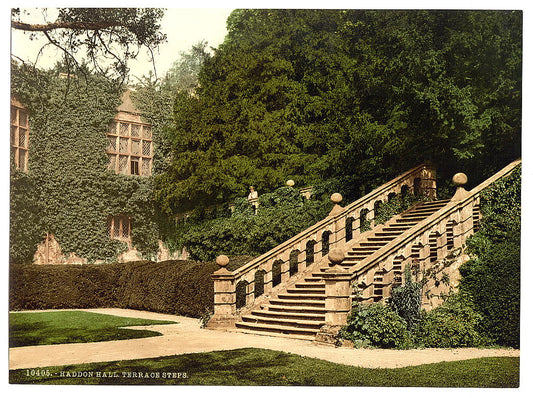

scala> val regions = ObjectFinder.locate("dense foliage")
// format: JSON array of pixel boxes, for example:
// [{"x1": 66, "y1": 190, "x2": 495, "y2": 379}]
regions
[
  {"x1": 415, "y1": 292, "x2": 488, "y2": 348},
  {"x1": 162, "y1": 41, "x2": 210, "y2": 94},
  {"x1": 9, "y1": 257, "x2": 252, "y2": 318},
  {"x1": 388, "y1": 264, "x2": 423, "y2": 330},
  {"x1": 156, "y1": 9, "x2": 522, "y2": 214},
  {"x1": 344, "y1": 292, "x2": 489, "y2": 349},
  {"x1": 181, "y1": 186, "x2": 332, "y2": 261},
  {"x1": 460, "y1": 166, "x2": 521, "y2": 347},
  {"x1": 341, "y1": 303, "x2": 411, "y2": 349},
  {"x1": 10, "y1": 62, "x2": 161, "y2": 263}
]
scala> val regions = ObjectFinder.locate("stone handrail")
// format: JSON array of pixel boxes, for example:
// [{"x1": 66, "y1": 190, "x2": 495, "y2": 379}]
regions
[
  {"x1": 207, "y1": 162, "x2": 436, "y2": 329},
  {"x1": 347, "y1": 159, "x2": 521, "y2": 303},
  {"x1": 234, "y1": 163, "x2": 435, "y2": 280}
]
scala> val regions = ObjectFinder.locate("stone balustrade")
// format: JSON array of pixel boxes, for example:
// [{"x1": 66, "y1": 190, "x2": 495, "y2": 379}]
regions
[
  {"x1": 207, "y1": 163, "x2": 436, "y2": 329},
  {"x1": 348, "y1": 159, "x2": 521, "y2": 306}
]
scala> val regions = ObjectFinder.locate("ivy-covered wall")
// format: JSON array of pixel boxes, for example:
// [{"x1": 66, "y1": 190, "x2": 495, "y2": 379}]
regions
[{"x1": 10, "y1": 62, "x2": 168, "y2": 264}]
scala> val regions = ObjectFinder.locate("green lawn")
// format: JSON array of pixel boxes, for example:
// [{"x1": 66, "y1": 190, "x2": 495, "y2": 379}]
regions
[
  {"x1": 9, "y1": 311, "x2": 177, "y2": 347},
  {"x1": 9, "y1": 348, "x2": 519, "y2": 387}
]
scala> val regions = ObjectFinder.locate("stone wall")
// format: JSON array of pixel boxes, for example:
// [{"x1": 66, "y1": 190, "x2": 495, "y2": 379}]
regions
[{"x1": 32, "y1": 234, "x2": 187, "y2": 265}]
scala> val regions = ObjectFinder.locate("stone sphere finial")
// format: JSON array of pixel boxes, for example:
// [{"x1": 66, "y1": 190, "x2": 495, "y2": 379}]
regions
[
  {"x1": 452, "y1": 173, "x2": 468, "y2": 187},
  {"x1": 216, "y1": 255, "x2": 230, "y2": 269},
  {"x1": 286, "y1": 179, "x2": 295, "y2": 187},
  {"x1": 330, "y1": 193, "x2": 343, "y2": 204},
  {"x1": 328, "y1": 248, "x2": 345, "y2": 266}
]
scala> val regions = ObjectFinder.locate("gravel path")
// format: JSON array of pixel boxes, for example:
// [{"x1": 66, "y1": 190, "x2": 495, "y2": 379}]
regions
[{"x1": 9, "y1": 308, "x2": 519, "y2": 370}]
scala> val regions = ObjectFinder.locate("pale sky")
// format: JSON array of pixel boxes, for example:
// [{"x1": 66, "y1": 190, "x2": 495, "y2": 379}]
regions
[{"x1": 10, "y1": 8, "x2": 234, "y2": 80}]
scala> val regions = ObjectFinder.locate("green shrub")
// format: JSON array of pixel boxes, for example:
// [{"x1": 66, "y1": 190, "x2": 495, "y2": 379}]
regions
[
  {"x1": 415, "y1": 293, "x2": 488, "y2": 348},
  {"x1": 460, "y1": 238, "x2": 520, "y2": 347},
  {"x1": 182, "y1": 186, "x2": 331, "y2": 261},
  {"x1": 341, "y1": 303, "x2": 411, "y2": 349},
  {"x1": 388, "y1": 264, "x2": 422, "y2": 330},
  {"x1": 9, "y1": 256, "x2": 252, "y2": 318},
  {"x1": 460, "y1": 165, "x2": 520, "y2": 347}
]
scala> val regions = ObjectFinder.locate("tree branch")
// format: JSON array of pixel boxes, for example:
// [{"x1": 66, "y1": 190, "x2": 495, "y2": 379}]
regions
[{"x1": 12, "y1": 20, "x2": 122, "y2": 32}]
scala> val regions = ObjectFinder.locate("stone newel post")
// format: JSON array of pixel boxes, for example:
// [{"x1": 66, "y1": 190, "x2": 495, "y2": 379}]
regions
[
  {"x1": 323, "y1": 248, "x2": 352, "y2": 324},
  {"x1": 450, "y1": 172, "x2": 474, "y2": 245},
  {"x1": 328, "y1": 193, "x2": 344, "y2": 245},
  {"x1": 328, "y1": 193, "x2": 344, "y2": 217},
  {"x1": 315, "y1": 248, "x2": 352, "y2": 345},
  {"x1": 206, "y1": 255, "x2": 237, "y2": 330},
  {"x1": 450, "y1": 173, "x2": 469, "y2": 201}
]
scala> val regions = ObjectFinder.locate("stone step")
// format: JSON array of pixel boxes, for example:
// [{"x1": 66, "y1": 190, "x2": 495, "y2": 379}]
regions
[
  {"x1": 345, "y1": 253, "x2": 376, "y2": 259},
  {"x1": 342, "y1": 260, "x2": 362, "y2": 265},
  {"x1": 241, "y1": 314, "x2": 324, "y2": 329},
  {"x1": 423, "y1": 199, "x2": 450, "y2": 205},
  {"x1": 294, "y1": 282, "x2": 325, "y2": 289},
  {"x1": 382, "y1": 226, "x2": 412, "y2": 232},
  {"x1": 264, "y1": 304, "x2": 327, "y2": 314},
  {"x1": 373, "y1": 232, "x2": 404, "y2": 237},
  {"x1": 346, "y1": 255, "x2": 374, "y2": 260},
  {"x1": 303, "y1": 276, "x2": 324, "y2": 283},
  {"x1": 269, "y1": 298, "x2": 325, "y2": 307},
  {"x1": 286, "y1": 287, "x2": 325, "y2": 294},
  {"x1": 397, "y1": 214, "x2": 428, "y2": 220},
  {"x1": 251, "y1": 309, "x2": 326, "y2": 321},
  {"x1": 234, "y1": 324, "x2": 317, "y2": 340},
  {"x1": 406, "y1": 208, "x2": 438, "y2": 214},
  {"x1": 399, "y1": 212, "x2": 431, "y2": 218},
  {"x1": 277, "y1": 292, "x2": 327, "y2": 300},
  {"x1": 366, "y1": 236, "x2": 396, "y2": 242},
  {"x1": 398, "y1": 215, "x2": 431, "y2": 221},
  {"x1": 359, "y1": 242, "x2": 387, "y2": 248}
]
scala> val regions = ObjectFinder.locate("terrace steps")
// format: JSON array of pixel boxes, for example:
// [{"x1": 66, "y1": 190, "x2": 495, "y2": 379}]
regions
[{"x1": 234, "y1": 199, "x2": 450, "y2": 339}]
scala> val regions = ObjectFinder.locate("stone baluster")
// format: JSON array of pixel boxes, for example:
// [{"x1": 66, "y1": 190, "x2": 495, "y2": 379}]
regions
[
  {"x1": 315, "y1": 248, "x2": 352, "y2": 345},
  {"x1": 206, "y1": 255, "x2": 237, "y2": 330}
]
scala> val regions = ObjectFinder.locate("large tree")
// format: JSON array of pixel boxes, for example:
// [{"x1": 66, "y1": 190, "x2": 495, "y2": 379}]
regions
[
  {"x1": 156, "y1": 9, "x2": 522, "y2": 214},
  {"x1": 11, "y1": 8, "x2": 166, "y2": 80},
  {"x1": 162, "y1": 40, "x2": 210, "y2": 93},
  {"x1": 341, "y1": 10, "x2": 522, "y2": 185}
]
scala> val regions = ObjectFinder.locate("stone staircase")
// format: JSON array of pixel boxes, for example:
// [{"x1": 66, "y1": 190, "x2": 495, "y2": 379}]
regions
[{"x1": 234, "y1": 199, "x2": 450, "y2": 339}]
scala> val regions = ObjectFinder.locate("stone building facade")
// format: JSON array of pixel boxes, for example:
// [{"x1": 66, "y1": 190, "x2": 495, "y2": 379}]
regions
[{"x1": 10, "y1": 91, "x2": 185, "y2": 265}]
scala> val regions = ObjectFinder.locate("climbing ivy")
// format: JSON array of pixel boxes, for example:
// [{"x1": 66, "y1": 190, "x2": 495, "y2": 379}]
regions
[
  {"x1": 10, "y1": 61, "x2": 164, "y2": 263},
  {"x1": 180, "y1": 186, "x2": 332, "y2": 261},
  {"x1": 460, "y1": 165, "x2": 521, "y2": 347}
]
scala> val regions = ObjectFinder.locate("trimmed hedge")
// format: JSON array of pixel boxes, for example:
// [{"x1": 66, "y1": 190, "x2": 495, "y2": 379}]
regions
[{"x1": 9, "y1": 256, "x2": 252, "y2": 319}]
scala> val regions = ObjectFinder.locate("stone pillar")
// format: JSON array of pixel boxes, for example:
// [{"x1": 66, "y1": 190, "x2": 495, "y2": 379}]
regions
[
  {"x1": 450, "y1": 173, "x2": 469, "y2": 202},
  {"x1": 315, "y1": 248, "x2": 352, "y2": 345},
  {"x1": 206, "y1": 255, "x2": 237, "y2": 330},
  {"x1": 328, "y1": 193, "x2": 344, "y2": 246},
  {"x1": 450, "y1": 173, "x2": 474, "y2": 244},
  {"x1": 329, "y1": 192, "x2": 344, "y2": 217}
]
